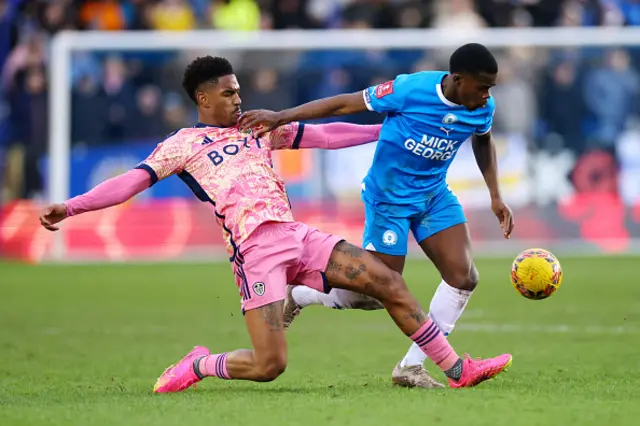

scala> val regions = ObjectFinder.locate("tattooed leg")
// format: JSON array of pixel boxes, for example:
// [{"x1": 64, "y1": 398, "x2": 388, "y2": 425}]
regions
[
  {"x1": 324, "y1": 241, "x2": 427, "y2": 334},
  {"x1": 288, "y1": 250, "x2": 406, "y2": 312},
  {"x1": 323, "y1": 241, "x2": 462, "y2": 372},
  {"x1": 206, "y1": 300, "x2": 288, "y2": 382}
]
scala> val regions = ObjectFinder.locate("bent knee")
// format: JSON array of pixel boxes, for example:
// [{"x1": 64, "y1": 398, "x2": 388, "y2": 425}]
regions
[
  {"x1": 447, "y1": 266, "x2": 479, "y2": 291},
  {"x1": 253, "y1": 356, "x2": 287, "y2": 382}
]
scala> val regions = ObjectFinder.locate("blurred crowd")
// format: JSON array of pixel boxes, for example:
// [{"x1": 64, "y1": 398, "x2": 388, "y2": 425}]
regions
[{"x1": 2, "y1": 0, "x2": 640, "y2": 200}]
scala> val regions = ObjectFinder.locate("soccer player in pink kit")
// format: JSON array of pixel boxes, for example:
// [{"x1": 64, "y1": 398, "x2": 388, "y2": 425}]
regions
[{"x1": 39, "y1": 56, "x2": 512, "y2": 391}]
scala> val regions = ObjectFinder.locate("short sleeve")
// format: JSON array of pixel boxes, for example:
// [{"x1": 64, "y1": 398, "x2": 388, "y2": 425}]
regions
[
  {"x1": 475, "y1": 98, "x2": 495, "y2": 136},
  {"x1": 267, "y1": 122, "x2": 305, "y2": 150},
  {"x1": 363, "y1": 73, "x2": 413, "y2": 114},
  {"x1": 135, "y1": 131, "x2": 187, "y2": 185}
]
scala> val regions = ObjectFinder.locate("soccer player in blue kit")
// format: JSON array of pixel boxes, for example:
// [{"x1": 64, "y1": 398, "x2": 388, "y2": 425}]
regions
[{"x1": 239, "y1": 43, "x2": 515, "y2": 389}]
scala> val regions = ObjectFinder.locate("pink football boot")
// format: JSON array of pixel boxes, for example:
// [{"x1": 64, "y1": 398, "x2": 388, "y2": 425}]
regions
[
  {"x1": 448, "y1": 354, "x2": 513, "y2": 388},
  {"x1": 153, "y1": 346, "x2": 210, "y2": 393}
]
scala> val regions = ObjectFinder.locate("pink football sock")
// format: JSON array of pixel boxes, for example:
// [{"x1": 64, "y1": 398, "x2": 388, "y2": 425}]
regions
[
  {"x1": 410, "y1": 318, "x2": 460, "y2": 371},
  {"x1": 198, "y1": 353, "x2": 230, "y2": 379}
]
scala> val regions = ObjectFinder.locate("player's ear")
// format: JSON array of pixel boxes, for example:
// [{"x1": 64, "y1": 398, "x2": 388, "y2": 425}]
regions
[
  {"x1": 197, "y1": 91, "x2": 209, "y2": 108},
  {"x1": 452, "y1": 73, "x2": 463, "y2": 85}
]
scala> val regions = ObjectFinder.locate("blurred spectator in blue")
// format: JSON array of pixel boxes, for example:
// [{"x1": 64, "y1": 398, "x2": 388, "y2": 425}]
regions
[
  {"x1": 0, "y1": 0, "x2": 20, "y2": 72},
  {"x1": 314, "y1": 68, "x2": 352, "y2": 115},
  {"x1": 241, "y1": 69, "x2": 292, "y2": 111},
  {"x1": 71, "y1": 52, "x2": 102, "y2": 89},
  {"x1": 126, "y1": 0, "x2": 155, "y2": 30},
  {"x1": 557, "y1": 0, "x2": 605, "y2": 26},
  {"x1": 102, "y1": 55, "x2": 136, "y2": 142},
  {"x1": 584, "y1": 49, "x2": 640, "y2": 148},
  {"x1": 307, "y1": 0, "x2": 342, "y2": 28},
  {"x1": 72, "y1": 73, "x2": 108, "y2": 145},
  {"x1": 0, "y1": 0, "x2": 20, "y2": 161},
  {"x1": 162, "y1": 92, "x2": 190, "y2": 131},
  {"x1": 128, "y1": 84, "x2": 164, "y2": 140},
  {"x1": 539, "y1": 60, "x2": 586, "y2": 153},
  {"x1": 617, "y1": 0, "x2": 640, "y2": 25}
]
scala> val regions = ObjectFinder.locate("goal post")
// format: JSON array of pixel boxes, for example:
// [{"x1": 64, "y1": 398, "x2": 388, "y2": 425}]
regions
[{"x1": 42, "y1": 27, "x2": 640, "y2": 262}]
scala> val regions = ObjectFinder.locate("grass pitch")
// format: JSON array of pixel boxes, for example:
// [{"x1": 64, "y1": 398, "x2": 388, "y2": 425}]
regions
[{"x1": 1, "y1": 257, "x2": 639, "y2": 425}]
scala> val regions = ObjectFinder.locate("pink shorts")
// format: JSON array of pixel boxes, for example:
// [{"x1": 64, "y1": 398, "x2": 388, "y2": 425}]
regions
[{"x1": 233, "y1": 221, "x2": 343, "y2": 312}]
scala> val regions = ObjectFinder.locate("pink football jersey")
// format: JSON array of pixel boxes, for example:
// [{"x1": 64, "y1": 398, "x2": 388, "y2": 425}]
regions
[{"x1": 137, "y1": 123, "x2": 304, "y2": 259}]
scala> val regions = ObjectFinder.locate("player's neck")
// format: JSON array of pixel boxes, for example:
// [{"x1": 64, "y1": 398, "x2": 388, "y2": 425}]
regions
[
  {"x1": 197, "y1": 114, "x2": 230, "y2": 128},
  {"x1": 441, "y1": 75, "x2": 462, "y2": 106}
]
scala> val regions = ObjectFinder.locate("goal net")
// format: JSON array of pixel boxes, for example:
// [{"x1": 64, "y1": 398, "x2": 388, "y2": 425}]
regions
[{"x1": 23, "y1": 27, "x2": 640, "y2": 262}]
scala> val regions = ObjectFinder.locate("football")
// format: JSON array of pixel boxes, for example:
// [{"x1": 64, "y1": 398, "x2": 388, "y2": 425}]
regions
[{"x1": 510, "y1": 248, "x2": 563, "y2": 300}]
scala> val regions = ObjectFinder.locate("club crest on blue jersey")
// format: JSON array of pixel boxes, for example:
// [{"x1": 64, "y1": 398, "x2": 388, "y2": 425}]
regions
[{"x1": 442, "y1": 113, "x2": 458, "y2": 125}]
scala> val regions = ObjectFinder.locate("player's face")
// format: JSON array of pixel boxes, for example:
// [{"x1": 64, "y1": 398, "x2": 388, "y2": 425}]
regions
[
  {"x1": 456, "y1": 73, "x2": 496, "y2": 111},
  {"x1": 200, "y1": 74, "x2": 242, "y2": 127}
]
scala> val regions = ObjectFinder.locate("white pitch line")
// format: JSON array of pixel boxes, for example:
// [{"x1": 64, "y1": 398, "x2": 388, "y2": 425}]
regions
[
  {"x1": 38, "y1": 323, "x2": 640, "y2": 336},
  {"x1": 455, "y1": 323, "x2": 640, "y2": 334}
]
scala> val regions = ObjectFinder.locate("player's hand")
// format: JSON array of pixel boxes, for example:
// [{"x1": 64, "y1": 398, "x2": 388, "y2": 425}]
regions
[
  {"x1": 238, "y1": 110, "x2": 282, "y2": 138},
  {"x1": 39, "y1": 203, "x2": 68, "y2": 231},
  {"x1": 491, "y1": 198, "x2": 514, "y2": 239}
]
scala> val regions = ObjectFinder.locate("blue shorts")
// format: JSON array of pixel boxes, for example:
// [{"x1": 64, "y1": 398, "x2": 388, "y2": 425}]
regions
[{"x1": 361, "y1": 186, "x2": 467, "y2": 256}]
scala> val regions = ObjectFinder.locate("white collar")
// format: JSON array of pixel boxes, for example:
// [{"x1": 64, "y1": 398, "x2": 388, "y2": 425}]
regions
[{"x1": 436, "y1": 82, "x2": 461, "y2": 107}]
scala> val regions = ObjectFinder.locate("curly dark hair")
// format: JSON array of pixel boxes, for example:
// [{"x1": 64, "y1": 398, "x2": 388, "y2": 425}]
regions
[
  {"x1": 449, "y1": 43, "x2": 498, "y2": 75},
  {"x1": 182, "y1": 56, "x2": 234, "y2": 104}
]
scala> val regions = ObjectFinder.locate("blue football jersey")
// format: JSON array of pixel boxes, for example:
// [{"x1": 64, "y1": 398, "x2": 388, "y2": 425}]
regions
[{"x1": 362, "y1": 71, "x2": 495, "y2": 203}]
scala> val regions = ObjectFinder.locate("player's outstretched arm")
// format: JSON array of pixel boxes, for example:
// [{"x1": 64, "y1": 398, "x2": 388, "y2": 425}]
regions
[
  {"x1": 39, "y1": 169, "x2": 152, "y2": 231},
  {"x1": 472, "y1": 131, "x2": 514, "y2": 238},
  {"x1": 296, "y1": 123, "x2": 382, "y2": 150},
  {"x1": 239, "y1": 92, "x2": 367, "y2": 137}
]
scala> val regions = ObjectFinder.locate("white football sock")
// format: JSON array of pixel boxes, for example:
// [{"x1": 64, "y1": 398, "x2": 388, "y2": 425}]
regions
[
  {"x1": 291, "y1": 286, "x2": 348, "y2": 309},
  {"x1": 291, "y1": 286, "x2": 383, "y2": 310},
  {"x1": 399, "y1": 280, "x2": 473, "y2": 368},
  {"x1": 291, "y1": 286, "x2": 325, "y2": 308}
]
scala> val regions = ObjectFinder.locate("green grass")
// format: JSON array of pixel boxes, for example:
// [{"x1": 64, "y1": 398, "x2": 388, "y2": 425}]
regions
[{"x1": 1, "y1": 258, "x2": 640, "y2": 426}]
